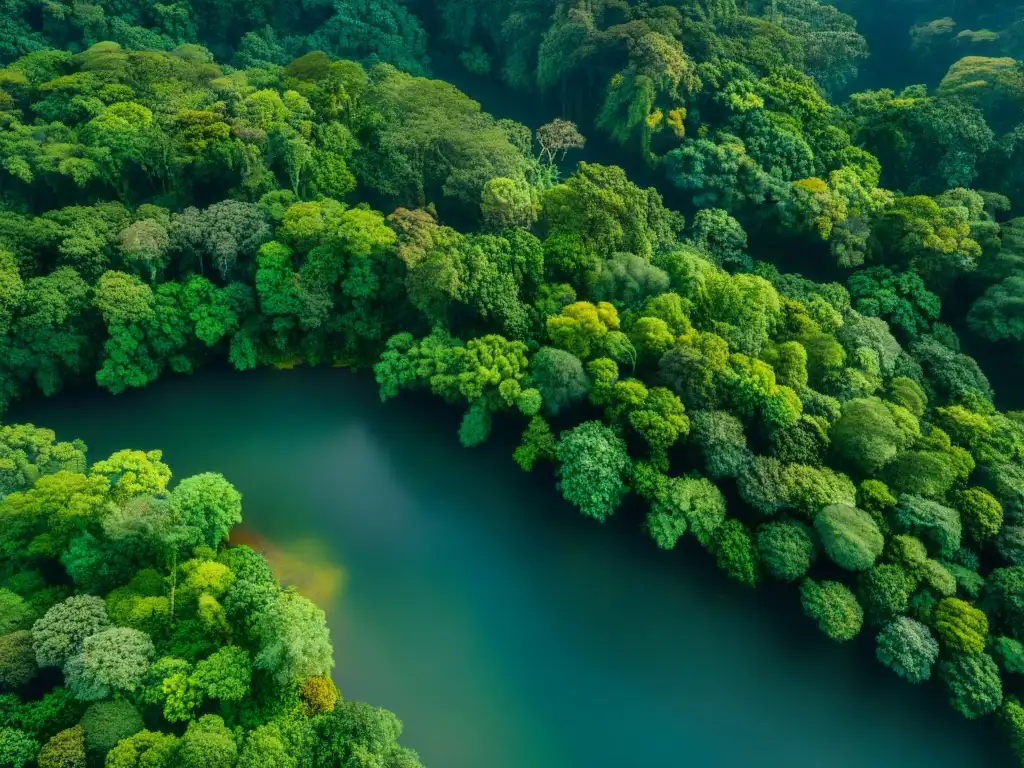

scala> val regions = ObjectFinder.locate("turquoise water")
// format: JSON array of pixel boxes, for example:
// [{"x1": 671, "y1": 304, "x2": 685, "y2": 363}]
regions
[{"x1": 12, "y1": 367, "x2": 1013, "y2": 767}]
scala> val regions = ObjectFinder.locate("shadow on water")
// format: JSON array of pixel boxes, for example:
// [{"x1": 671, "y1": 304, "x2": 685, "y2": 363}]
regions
[{"x1": 10, "y1": 365, "x2": 1015, "y2": 768}]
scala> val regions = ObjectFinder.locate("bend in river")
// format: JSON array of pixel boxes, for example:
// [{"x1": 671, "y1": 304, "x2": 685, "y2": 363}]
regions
[{"x1": 11, "y1": 366, "x2": 1014, "y2": 768}]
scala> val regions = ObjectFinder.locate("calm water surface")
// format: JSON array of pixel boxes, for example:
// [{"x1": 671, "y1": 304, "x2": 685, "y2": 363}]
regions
[{"x1": 12, "y1": 367, "x2": 1013, "y2": 767}]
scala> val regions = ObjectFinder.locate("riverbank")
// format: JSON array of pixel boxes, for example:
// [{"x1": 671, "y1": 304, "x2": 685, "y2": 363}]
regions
[{"x1": 11, "y1": 365, "x2": 1013, "y2": 767}]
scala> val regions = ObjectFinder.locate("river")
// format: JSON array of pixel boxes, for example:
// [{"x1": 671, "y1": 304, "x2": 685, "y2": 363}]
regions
[{"x1": 10, "y1": 366, "x2": 1014, "y2": 767}]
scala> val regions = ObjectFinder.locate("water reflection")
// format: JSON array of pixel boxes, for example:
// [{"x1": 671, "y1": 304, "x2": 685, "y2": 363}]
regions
[{"x1": 229, "y1": 525, "x2": 348, "y2": 608}]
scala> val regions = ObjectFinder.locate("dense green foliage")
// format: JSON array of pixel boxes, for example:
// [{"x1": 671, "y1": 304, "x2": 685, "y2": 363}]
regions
[
  {"x1": 402, "y1": 0, "x2": 1024, "y2": 374},
  {"x1": 0, "y1": 426, "x2": 420, "y2": 767},
  {"x1": 0, "y1": 0, "x2": 430, "y2": 73},
  {"x1": 3, "y1": 0, "x2": 1024, "y2": 762}
]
